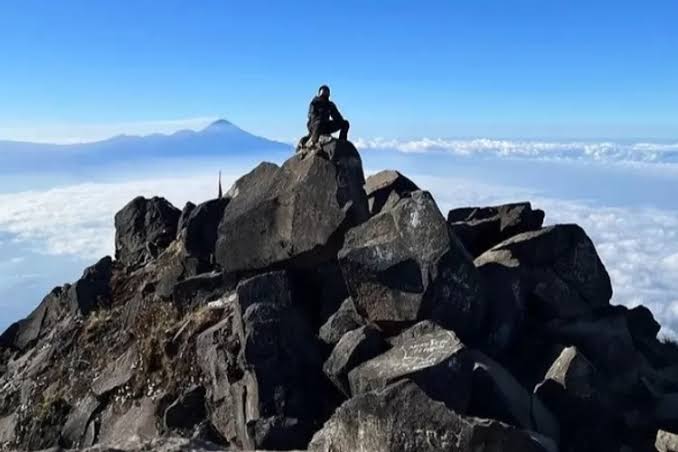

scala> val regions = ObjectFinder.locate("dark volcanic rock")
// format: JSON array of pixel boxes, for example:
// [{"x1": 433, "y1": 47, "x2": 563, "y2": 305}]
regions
[
  {"x1": 318, "y1": 297, "x2": 365, "y2": 346},
  {"x1": 196, "y1": 271, "x2": 325, "y2": 449},
  {"x1": 176, "y1": 201, "x2": 196, "y2": 237},
  {"x1": 61, "y1": 395, "x2": 100, "y2": 448},
  {"x1": 215, "y1": 140, "x2": 369, "y2": 274},
  {"x1": 163, "y1": 385, "x2": 207, "y2": 431},
  {"x1": 171, "y1": 270, "x2": 235, "y2": 312},
  {"x1": 339, "y1": 190, "x2": 485, "y2": 338},
  {"x1": 364, "y1": 170, "x2": 419, "y2": 216},
  {"x1": 0, "y1": 286, "x2": 68, "y2": 351},
  {"x1": 349, "y1": 325, "x2": 473, "y2": 412},
  {"x1": 181, "y1": 198, "x2": 229, "y2": 263},
  {"x1": 114, "y1": 196, "x2": 181, "y2": 268},
  {"x1": 91, "y1": 345, "x2": 138, "y2": 396},
  {"x1": 66, "y1": 256, "x2": 113, "y2": 316},
  {"x1": 475, "y1": 224, "x2": 612, "y2": 320},
  {"x1": 323, "y1": 325, "x2": 388, "y2": 395},
  {"x1": 468, "y1": 350, "x2": 559, "y2": 442},
  {"x1": 448, "y1": 202, "x2": 544, "y2": 257},
  {"x1": 309, "y1": 380, "x2": 551, "y2": 452}
]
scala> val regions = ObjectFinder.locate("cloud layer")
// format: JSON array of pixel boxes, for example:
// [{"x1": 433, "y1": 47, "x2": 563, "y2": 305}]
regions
[
  {"x1": 357, "y1": 138, "x2": 678, "y2": 165},
  {"x1": 2, "y1": 168, "x2": 677, "y2": 338}
]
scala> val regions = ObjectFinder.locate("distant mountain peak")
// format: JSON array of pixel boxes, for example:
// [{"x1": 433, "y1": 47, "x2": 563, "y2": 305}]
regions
[{"x1": 205, "y1": 119, "x2": 235, "y2": 131}]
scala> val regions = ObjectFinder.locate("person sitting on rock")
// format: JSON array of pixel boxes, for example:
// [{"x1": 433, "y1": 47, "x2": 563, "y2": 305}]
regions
[{"x1": 304, "y1": 85, "x2": 350, "y2": 148}]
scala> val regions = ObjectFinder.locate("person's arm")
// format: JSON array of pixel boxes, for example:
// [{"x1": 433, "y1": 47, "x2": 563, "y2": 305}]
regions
[{"x1": 330, "y1": 102, "x2": 344, "y2": 122}]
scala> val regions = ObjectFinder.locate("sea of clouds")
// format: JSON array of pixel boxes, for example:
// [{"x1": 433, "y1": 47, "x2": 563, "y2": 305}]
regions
[{"x1": 0, "y1": 139, "x2": 677, "y2": 337}]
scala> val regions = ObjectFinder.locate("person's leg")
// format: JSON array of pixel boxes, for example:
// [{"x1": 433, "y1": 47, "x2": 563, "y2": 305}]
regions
[{"x1": 339, "y1": 120, "x2": 350, "y2": 140}]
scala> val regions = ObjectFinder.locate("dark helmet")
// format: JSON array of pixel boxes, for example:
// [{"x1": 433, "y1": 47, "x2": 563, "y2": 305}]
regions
[{"x1": 318, "y1": 85, "x2": 330, "y2": 96}]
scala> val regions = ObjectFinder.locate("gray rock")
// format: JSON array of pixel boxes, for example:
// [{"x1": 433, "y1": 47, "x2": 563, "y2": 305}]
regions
[
  {"x1": 98, "y1": 398, "x2": 159, "y2": 448},
  {"x1": 348, "y1": 325, "x2": 472, "y2": 412},
  {"x1": 339, "y1": 190, "x2": 485, "y2": 338},
  {"x1": 61, "y1": 394, "x2": 100, "y2": 448},
  {"x1": 0, "y1": 286, "x2": 68, "y2": 351},
  {"x1": 0, "y1": 413, "x2": 17, "y2": 446},
  {"x1": 323, "y1": 325, "x2": 388, "y2": 395},
  {"x1": 215, "y1": 140, "x2": 369, "y2": 273},
  {"x1": 309, "y1": 380, "x2": 551, "y2": 452},
  {"x1": 468, "y1": 350, "x2": 560, "y2": 442},
  {"x1": 92, "y1": 345, "x2": 137, "y2": 396},
  {"x1": 475, "y1": 224, "x2": 612, "y2": 320},
  {"x1": 171, "y1": 270, "x2": 235, "y2": 312},
  {"x1": 176, "y1": 201, "x2": 196, "y2": 237},
  {"x1": 66, "y1": 256, "x2": 113, "y2": 316},
  {"x1": 163, "y1": 385, "x2": 207, "y2": 431},
  {"x1": 656, "y1": 429, "x2": 678, "y2": 452},
  {"x1": 114, "y1": 196, "x2": 181, "y2": 268},
  {"x1": 387, "y1": 319, "x2": 446, "y2": 347},
  {"x1": 448, "y1": 202, "x2": 544, "y2": 257},
  {"x1": 318, "y1": 297, "x2": 365, "y2": 346},
  {"x1": 181, "y1": 198, "x2": 229, "y2": 263},
  {"x1": 364, "y1": 170, "x2": 419, "y2": 215}
]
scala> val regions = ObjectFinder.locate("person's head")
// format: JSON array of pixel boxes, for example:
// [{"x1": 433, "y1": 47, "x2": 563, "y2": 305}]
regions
[{"x1": 318, "y1": 85, "x2": 330, "y2": 100}]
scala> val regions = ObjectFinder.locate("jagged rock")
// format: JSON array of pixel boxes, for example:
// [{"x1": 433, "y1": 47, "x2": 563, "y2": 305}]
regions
[
  {"x1": 468, "y1": 350, "x2": 560, "y2": 442},
  {"x1": 181, "y1": 198, "x2": 229, "y2": 262},
  {"x1": 348, "y1": 325, "x2": 472, "y2": 412},
  {"x1": 66, "y1": 256, "x2": 113, "y2": 316},
  {"x1": 114, "y1": 196, "x2": 181, "y2": 268},
  {"x1": 163, "y1": 385, "x2": 207, "y2": 431},
  {"x1": 91, "y1": 345, "x2": 138, "y2": 396},
  {"x1": 196, "y1": 271, "x2": 325, "y2": 449},
  {"x1": 309, "y1": 380, "x2": 551, "y2": 452},
  {"x1": 364, "y1": 170, "x2": 419, "y2": 215},
  {"x1": 386, "y1": 319, "x2": 446, "y2": 347},
  {"x1": 61, "y1": 395, "x2": 100, "y2": 448},
  {"x1": 448, "y1": 202, "x2": 544, "y2": 257},
  {"x1": 0, "y1": 286, "x2": 68, "y2": 351},
  {"x1": 215, "y1": 140, "x2": 369, "y2": 274},
  {"x1": 98, "y1": 398, "x2": 159, "y2": 448},
  {"x1": 475, "y1": 224, "x2": 612, "y2": 320},
  {"x1": 339, "y1": 190, "x2": 485, "y2": 338},
  {"x1": 657, "y1": 430, "x2": 678, "y2": 452},
  {"x1": 171, "y1": 271, "x2": 236, "y2": 312},
  {"x1": 323, "y1": 325, "x2": 388, "y2": 395},
  {"x1": 534, "y1": 347, "x2": 596, "y2": 408},
  {"x1": 318, "y1": 297, "x2": 365, "y2": 346},
  {"x1": 176, "y1": 201, "x2": 196, "y2": 237},
  {"x1": 0, "y1": 413, "x2": 17, "y2": 445}
]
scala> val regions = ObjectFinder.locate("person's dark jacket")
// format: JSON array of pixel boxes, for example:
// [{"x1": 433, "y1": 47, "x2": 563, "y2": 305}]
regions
[{"x1": 307, "y1": 96, "x2": 344, "y2": 128}]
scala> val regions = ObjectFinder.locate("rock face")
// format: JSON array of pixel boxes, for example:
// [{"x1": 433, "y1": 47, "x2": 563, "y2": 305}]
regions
[
  {"x1": 309, "y1": 380, "x2": 550, "y2": 452},
  {"x1": 339, "y1": 190, "x2": 485, "y2": 338},
  {"x1": 364, "y1": 170, "x2": 419, "y2": 215},
  {"x1": 115, "y1": 196, "x2": 181, "y2": 268},
  {"x1": 448, "y1": 202, "x2": 544, "y2": 257},
  {"x1": 1, "y1": 138, "x2": 676, "y2": 452},
  {"x1": 215, "y1": 140, "x2": 369, "y2": 274}
]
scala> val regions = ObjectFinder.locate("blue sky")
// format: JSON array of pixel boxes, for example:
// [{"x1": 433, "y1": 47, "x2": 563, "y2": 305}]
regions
[{"x1": 1, "y1": 0, "x2": 677, "y2": 141}]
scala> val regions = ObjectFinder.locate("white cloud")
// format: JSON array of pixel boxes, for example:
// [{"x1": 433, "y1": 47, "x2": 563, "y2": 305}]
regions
[
  {"x1": 0, "y1": 117, "x2": 217, "y2": 144},
  {"x1": 357, "y1": 137, "x2": 678, "y2": 165},
  {"x1": 1, "y1": 165, "x2": 677, "y2": 339}
]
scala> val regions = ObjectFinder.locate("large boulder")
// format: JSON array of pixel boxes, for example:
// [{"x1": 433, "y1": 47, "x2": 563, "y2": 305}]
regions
[
  {"x1": 657, "y1": 430, "x2": 678, "y2": 452},
  {"x1": 309, "y1": 380, "x2": 552, "y2": 452},
  {"x1": 195, "y1": 271, "x2": 326, "y2": 449},
  {"x1": 318, "y1": 297, "x2": 365, "y2": 346},
  {"x1": 468, "y1": 350, "x2": 560, "y2": 442},
  {"x1": 475, "y1": 224, "x2": 612, "y2": 320},
  {"x1": 364, "y1": 170, "x2": 419, "y2": 216},
  {"x1": 338, "y1": 190, "x2": 485, "y2": 338},
  {"x1": 181, "y1": 197, "x2": 229, "y2": 263},
  {"x1": 448, "y1": 202, "x2": 544, "y2": 257},
  {"x1": 66, "y1": 256, "x2": 113, "y2": 316},
  {"x1": 114, "y1": 196, "x2": 181, "y2": 268},
  {"x1": 323, "y1": 325, "x2": 388, "y2": 395},
  {"x1": 348, "y1": 324, "x2": 473, "y2": 412},
  {"x1": 176, "y1": 201, "x2": 196, "y2": 237},
  {"x1": 0, "y1": 286, "x2": 68, "y2": 351},
  {"x1": 215, "y1": 140, "x2": 369, "y2": 274}
]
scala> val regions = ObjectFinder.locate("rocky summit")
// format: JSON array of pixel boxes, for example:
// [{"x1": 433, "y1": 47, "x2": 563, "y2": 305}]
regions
[{"x1": 2, "y1": 139, "x2": 678, "y2": 452}]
